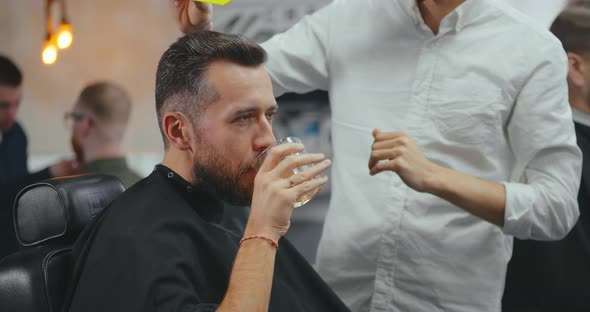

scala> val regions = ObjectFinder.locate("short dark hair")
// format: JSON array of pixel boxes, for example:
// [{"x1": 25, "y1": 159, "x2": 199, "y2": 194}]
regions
[
  {"x1": 0, "y1": 55, "x2": 23, "y2": 87},
  {"x1": 155, "y1": 31, "x2": 268, "y2": 146},
  {"x1": 78, "y1": 81, "x2": 132, "y2": 125},
  {"x1": 550, "y1": 8, "x2": 590, "y2": 55}
]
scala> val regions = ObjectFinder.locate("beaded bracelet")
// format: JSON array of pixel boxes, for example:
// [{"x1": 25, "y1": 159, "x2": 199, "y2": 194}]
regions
[{"x1": 240, "y1": 234, "x2": 279, "y2": 250}]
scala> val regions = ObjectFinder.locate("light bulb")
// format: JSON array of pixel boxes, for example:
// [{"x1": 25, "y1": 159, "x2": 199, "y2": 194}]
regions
[
  {"x1": 42, "y1": 39, "x2": 58, "y2": 65},
  {"x1": 56, "y1": 22, "x2": 73, "y2": 49}
]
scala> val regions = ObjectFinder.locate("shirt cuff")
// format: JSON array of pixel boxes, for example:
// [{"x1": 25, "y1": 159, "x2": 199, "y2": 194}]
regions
[{"x1": 501, "y1": 182, "x2": 536, "y2": 239}]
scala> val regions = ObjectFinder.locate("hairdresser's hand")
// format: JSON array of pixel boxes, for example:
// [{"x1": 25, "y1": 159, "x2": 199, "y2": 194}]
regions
[
  {"x1": 170, "y1": 0, "x2": 213, "y2": 33},
  {"x1": 368, "y1": 129, "x2": 442, "y2": 193},
  {"x1": 247, "y1": 143, "x2": 330, "y2": 241}
]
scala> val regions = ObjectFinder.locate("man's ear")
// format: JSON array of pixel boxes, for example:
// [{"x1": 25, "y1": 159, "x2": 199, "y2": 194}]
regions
[
  {"x1": 162, "y1": 112, "x2": 194, "y2": 151},
  {"x1": 567, "y1": 52, "x2": 586, "y2": 89},
  {"x1": 79, "y1": 115, "x2": 93, "y2": 138}
]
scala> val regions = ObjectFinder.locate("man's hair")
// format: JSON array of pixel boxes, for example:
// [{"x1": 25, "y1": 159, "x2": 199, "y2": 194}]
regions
[
  {"x1": 155, "y1": 31, "x2": 267, "y2": 146},
  {"x1": 0, "y1": 55, "x2": 23, "y2": 87},
  {"x1": 550, "y1": 7, "x2": 590, "y2": 55},
  {"x1": 77, "y1": 81, "x2": 132, "y2": 143}
]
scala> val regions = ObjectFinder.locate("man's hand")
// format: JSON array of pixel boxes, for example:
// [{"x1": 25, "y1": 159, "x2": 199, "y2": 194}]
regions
[
  {"x1": 368, "y1": 128, "x2": 507, "y2": 226},
  {"x1": 247, "y1": 143, "x2": 331, "y2": 241},
  {"x1": 368, "y1": 129, "x2": 442, "y2": 193},
  {"x1": 220, "y1": 144, "x2": 329, "y2": 312},
  {"x1": 170, "y1": 0, "x2": 213, "y2": 33},
  {"x1": 49, "y1": 159, "x2": 80, "y2": 177}
]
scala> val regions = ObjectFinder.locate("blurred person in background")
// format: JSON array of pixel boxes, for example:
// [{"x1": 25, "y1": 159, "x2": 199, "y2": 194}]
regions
[
  {"x1": 65, "y1": 81, "x2": 141, "y2": 188},
  {"x1": 0, "y1": 55, "x2": 78, "y2": 259}
]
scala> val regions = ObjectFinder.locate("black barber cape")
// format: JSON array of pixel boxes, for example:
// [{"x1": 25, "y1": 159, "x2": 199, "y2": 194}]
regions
[
  {"x1": 503, "y1": 122, "x2": 590, "y2": 311},
  {"x1": 64, "y1": 165, "x2": 349, "y2": 312}
]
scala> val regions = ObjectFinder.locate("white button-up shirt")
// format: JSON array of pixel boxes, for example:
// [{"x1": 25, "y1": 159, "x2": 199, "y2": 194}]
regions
[{"x1": 262, "y1": 0, "x2": 582, "y2": 311}]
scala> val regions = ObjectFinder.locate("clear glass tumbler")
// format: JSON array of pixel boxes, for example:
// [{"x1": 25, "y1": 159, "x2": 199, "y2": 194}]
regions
[{"x1": 254, "y1": 136, "x2": 322, "y2": 208}]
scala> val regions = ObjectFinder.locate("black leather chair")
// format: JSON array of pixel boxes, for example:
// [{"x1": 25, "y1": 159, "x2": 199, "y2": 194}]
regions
[{"x1": 0, "y1": 174, "x2": 125, "y2": 312}]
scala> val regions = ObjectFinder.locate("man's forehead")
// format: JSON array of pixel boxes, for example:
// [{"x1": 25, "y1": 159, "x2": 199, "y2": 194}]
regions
[
  {"x1": 206, "y1": 97, "x2": 277, "y2": 116},
  {"x1": 205, "y1": 62, "x2": 274, "y2": 106},
  {"x1": 0, "y1": 84, "x2": 22, "y2": 100},
  {"x1": 0, "y1": 84, "x2": 22, "y2": 92}
]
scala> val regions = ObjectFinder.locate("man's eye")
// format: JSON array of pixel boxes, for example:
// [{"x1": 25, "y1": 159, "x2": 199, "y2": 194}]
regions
[
  {"x1": 266, "y1": 112, "x2": 276, "y2": 120},
  {"x1": 236, "y1": 114, "x2": 253, "y2": 122}
]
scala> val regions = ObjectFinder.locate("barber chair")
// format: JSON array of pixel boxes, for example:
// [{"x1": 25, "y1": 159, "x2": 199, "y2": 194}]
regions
[{"x1": 0, "y1": 174, "x2": 125, "y2": 312}]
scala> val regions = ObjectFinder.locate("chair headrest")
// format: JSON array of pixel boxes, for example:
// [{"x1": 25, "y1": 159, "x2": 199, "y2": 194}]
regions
[{"x1": 14, "y1": 174, "x2": 126, "y2": 247}]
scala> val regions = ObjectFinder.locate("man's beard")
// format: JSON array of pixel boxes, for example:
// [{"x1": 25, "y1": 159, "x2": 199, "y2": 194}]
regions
[
  {"x1": 192, "y1": 145, "x2": 254, "y2": 206},
  {"x1": 71, "y1": 135, "x2": 84, "y2": 163}
]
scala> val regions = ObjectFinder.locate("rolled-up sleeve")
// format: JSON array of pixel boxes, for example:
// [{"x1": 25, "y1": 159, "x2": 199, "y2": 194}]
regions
[
  {"x1": 502, "y1": 43, "x2": 582, "y2": 240},
  {"x1": 261, "y1": 1, "x2": 336, "y2": 97}
]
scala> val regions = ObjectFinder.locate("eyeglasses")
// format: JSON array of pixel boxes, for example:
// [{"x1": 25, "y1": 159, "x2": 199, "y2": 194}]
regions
[
  {"x1": 63, "y1": 111, "x2": 86, "y2": 128},
  {"x1": 0, "y1": 101, "x2": 18, "y2": 111}
]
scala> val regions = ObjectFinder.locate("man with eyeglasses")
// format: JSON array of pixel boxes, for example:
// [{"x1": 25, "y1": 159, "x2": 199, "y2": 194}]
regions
[
  {"x1": 0, "y1": 55, "x2": 79, "y2": 259},
  {"x1": 64, "y1": 81, "x2": 142, "y2": 188}
]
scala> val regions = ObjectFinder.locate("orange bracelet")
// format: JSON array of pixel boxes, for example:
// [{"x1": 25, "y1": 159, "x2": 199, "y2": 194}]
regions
[{"x1": 240, "y1": 234, "x2": 279, "y2": 250}]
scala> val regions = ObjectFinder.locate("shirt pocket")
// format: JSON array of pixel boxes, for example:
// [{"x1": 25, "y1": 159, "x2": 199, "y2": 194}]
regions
[{"x1": 428, "y1": 78, "x2": 505, "y2": 146}]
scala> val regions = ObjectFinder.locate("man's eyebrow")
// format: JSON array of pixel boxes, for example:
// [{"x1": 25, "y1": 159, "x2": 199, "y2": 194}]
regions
[
  {"x1": 233, "y1": 107, "x2": 257, "y2": 115},
  {"x1": 232, "y1": 104, "x2": 279, "y2": 115}
]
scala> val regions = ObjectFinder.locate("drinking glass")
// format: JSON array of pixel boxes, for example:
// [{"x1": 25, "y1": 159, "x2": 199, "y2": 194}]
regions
[{"x1": 254, "y1": 137, "x2": 322, "y2": 208}]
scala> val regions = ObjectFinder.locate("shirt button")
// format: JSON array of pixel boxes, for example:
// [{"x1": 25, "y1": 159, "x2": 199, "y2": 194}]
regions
[
  {"x1": 186, "y1": 186, "x2": 193, "y2": 193},
  {"x1": 167, "y1": 172, "x2": 174, "y2": 178}
]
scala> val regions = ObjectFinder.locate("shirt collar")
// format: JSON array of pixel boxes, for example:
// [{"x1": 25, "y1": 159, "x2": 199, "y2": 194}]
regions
[
  {"x1": 398, "y1": 0, "x2": 421, "y2": 26},
  {"x1": 572, "y1": 107, "x2": 590, "y2": 128},
  {"x1": 153, "y1": 164, "x2": 224, "y2": 224},
  {"x1": 398, "y1": 0, "x2": 483, "y2": 34}
]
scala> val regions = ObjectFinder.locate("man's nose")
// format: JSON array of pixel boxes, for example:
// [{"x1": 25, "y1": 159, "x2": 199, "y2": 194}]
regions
[
  {"x1": 254, "y1": 118, "x2": 276, "y2": 152},
  {"x1": 7, "y1": 105, "x2": 18, "y2": 120}
]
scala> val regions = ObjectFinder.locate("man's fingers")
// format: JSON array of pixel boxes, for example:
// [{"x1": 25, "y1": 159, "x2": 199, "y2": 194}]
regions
[
  {"x1": 193, "y1": 1, "x2": 212, "y2": 11},
  {"x1": 372, "y1": 140, "x2": 397, "y2": 150},
  {"x1": 190, "y1": 1, "x2": 213, "y2": 26},
  {"x1": 284, "y1": 159, "x2": 331, "y2": 187},
  {"x1": 172, "y1": 0, "x2": 213, "y2": 33},
  {"x1": 368, "y1": 148, "x2": 402, "y2": 170},
  {"x1": 372, "y1": 128, "x2": 408, "y2": 142},
  {"x1": 369, "y1": 159, "x2": 401, "y2": 176},
  {"x1": 371, "y1": 149, "x2": 401, "y2": 161},
  {"x1": 291, "y1": 176, "x2": 328, "y2": 194},
  {"x1": 259, "y1": 143, "x2": 305, "y2": 172},
  {"x1": 372, "y1": 135, "x2": 414, "y2": 151},
  {"x1": 275, "y1": 153, "x2": 327, "y2": 178}
]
